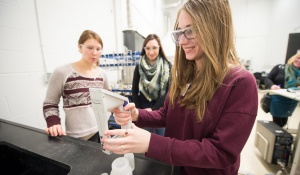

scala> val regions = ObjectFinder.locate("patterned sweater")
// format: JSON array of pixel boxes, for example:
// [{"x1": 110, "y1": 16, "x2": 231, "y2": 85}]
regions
[{"x1": 43, "y1": 64, "x2": 111, "y2": 138}]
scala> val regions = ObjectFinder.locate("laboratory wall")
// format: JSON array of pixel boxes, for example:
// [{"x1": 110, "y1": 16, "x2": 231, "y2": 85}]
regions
[
  {"x1": 0, "y1": 0, "x2": 166, "y2": 130},
  {"x1": 0, "y1": 0, "x2": 299, "y2": 130},
  {"x1": 230, "y1": 0, "x2": 300, "y2": 72}
]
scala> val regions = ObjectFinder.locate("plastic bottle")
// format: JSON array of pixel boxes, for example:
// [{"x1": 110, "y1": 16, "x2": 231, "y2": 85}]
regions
[
  {"x1": 124, "y1": 153, "x2": 135, "y2": 171},
  {"x1": 110, "y1": 157, "x2": 132, "y2": 175}
]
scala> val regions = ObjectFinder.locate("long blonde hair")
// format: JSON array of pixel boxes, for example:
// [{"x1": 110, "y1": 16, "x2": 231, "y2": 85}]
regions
[
  {"x1": 287, "y1": 53, "x2": 300, "y2": 65},
  {"x1": 169, "y1": 0, "x2": 241, "y2": 122}
]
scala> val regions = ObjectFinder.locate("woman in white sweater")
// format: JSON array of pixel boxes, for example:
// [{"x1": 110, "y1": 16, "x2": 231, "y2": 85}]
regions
[{"x1": 43, "y1": 30, "x2": 111, "y2": 142}]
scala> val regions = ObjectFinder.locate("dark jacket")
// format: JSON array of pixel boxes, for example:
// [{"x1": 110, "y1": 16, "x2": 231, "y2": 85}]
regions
[{"x1": 264, "y1": 64, "x2": 285, "y2": 88}]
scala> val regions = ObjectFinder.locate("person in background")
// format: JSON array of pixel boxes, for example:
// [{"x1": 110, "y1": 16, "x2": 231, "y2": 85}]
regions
[
  {"x1": 131, "y1": 34, "x2": 172, "y2": 136},
  {"x1": 264, "y1": 52, "x2": 300, "y2": 127},
  {"x1": 101, "y1": 0, "x2": 258, "y2": 174},
  {"x1": 43, "y1": 30, "x2": 111, "y2": 142}
]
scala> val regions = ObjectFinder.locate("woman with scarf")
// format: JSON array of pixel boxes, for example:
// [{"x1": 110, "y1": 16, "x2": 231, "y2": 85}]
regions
[
  {"x1": 131, "y1": 34, "x2": 172, "y2": 136},
  {"x1": 264, "y1": 52, "x2": 300, "y2": 127}
]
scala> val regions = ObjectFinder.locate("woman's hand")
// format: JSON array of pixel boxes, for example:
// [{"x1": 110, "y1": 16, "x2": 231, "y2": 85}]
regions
[
  {"x1": 101, "y1": 123, "x2": 151, "y2": 154},
  {"x1": 45, "y1": 124, "x2": 66, "y2": 136},
  {"x1": 271, "y1": 84, "x2": 281, "y2": 90},
  {"x1": 112, "y1": 103, "x2": 139, "y2": 126}
]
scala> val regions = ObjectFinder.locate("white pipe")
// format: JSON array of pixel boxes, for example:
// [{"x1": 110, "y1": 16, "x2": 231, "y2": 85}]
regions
[
  {"x1": 34, "y1": 0, "x2": 46, "y2": 72},
  {"x1": 34, "y1": 0, "x2": 49, "y2": 82},
  {"x1": 126, "y1": 0, "x2": 132, "y2": 29},
  {"x1": 163, "y1": 0, "x2": 184, "y2": 9},
  {"x1": 164, "y1": 11, "x2": 172, "y2": 34},
  {"x1": 113, "y1": 0, "x2": 121, "y2": 52}
]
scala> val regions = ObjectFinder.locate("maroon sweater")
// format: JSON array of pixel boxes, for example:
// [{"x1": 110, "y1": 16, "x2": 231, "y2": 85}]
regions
[{"x1": 136, "y1": 67, "x2": 258, "y2": 175}]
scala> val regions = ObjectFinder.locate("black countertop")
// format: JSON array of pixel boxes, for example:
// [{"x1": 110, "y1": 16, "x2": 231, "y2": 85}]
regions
[{"x1": 0, "y1": 119, "x2": 180, "y2": 175}]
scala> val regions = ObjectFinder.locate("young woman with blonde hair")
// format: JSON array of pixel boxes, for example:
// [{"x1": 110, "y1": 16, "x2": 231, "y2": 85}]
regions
[
  {"x1": 43, "y1": 30, "x2": 111, "y2": 142},
  {"x1": 264, "y1": 52, "x2": 300, "y2": 127},
  {"x1": 102, "y1": 1, "x2": 258, "y2": 174}
]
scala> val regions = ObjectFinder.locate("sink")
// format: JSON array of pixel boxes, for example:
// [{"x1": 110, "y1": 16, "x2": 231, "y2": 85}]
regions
[{"x1": 0, "y1": 142, "x2": 70, "y2": 175}]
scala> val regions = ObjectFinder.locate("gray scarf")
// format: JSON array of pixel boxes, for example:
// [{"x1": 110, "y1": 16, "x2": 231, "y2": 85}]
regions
[{"x1": 138, "y1": 55, "x2": 170, "y2": 101}]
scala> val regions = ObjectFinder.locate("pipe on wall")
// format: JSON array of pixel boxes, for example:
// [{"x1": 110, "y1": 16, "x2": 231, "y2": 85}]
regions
[
  {"x1": 126, "y1": 0, "x2": 133, "y2": 29},
  {"x1": 163, "y1": 0, "x2": 184, "y2": 9},
  {"x1": 34, "y1": 0, "x2": 50, "y2": 82},
  {"x1": 164, "y1": 11, "x2": 172, "y2": 35}
]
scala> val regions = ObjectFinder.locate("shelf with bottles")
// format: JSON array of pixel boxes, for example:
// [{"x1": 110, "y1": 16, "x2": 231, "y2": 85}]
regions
[
  {"x1": 111, "y1": 84, "x2": 132, "y2": 95},
  {"x1": 99, "y1": 51, "x2": 141, "y2": 68}
]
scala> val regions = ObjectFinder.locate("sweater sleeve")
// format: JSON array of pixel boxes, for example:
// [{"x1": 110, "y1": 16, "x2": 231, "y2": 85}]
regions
[
  {"x1": 43, "y1": 65, "x2": 69, "y2": 127},
  {"x1": 150, "y1": 94, "x2": 167, "y2": 110},
  {"x1": 101, "y1": 69, "x2": 112, "y2": 91},
  {"x1": 145, "y1": 70, "x2": 258, "y2": 169},
  {"x1": 131, "y1": 65, "x2": 141, "y2": 108}
]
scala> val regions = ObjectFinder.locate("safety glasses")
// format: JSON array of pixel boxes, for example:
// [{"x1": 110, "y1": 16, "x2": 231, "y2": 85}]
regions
[
  {"x1": 80, "y1": 44, "x2": 102, "y2": 53},
  {"x1": 171, "y1": 26, "x2": 196, "y2": 45}
]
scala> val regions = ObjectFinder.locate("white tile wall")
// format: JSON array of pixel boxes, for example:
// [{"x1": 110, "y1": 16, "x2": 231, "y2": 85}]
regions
[
  {"x1": 0, "y1": 97, "x2": 10, "y2": 119},
  {"x1": 0, "y1": 0, "x2": 165, "y2": 130}
]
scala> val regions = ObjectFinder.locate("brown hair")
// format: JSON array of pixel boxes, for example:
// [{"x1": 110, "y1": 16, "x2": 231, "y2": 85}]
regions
[
  {"x1": 141, "y1": 34, "x2": 169, "y2": 63},
  {"x1": 169, "y1": 0, "x2": 241, "y2": 122},
  {"x1": 78, "y1": 30, "x2": 103, "y2": 66}
]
